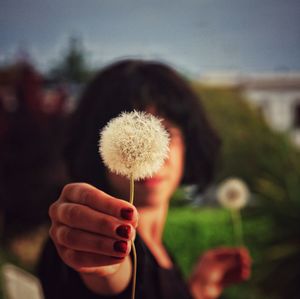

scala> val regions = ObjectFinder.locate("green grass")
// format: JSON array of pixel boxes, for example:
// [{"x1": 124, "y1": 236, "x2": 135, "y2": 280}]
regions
[{"x1": 164, "y1": 207, "x2": 231, "y2": 275}]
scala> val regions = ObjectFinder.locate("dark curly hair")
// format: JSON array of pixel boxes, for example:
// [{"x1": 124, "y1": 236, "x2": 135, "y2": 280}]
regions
[{"x1": 64, "y1": 59, "x2": 221, "y2": 192}]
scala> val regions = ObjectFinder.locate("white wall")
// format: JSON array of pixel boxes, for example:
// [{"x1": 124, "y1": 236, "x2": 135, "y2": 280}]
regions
[{"x1": 243, "y1": 89, "x2": 300, "y2": 131}]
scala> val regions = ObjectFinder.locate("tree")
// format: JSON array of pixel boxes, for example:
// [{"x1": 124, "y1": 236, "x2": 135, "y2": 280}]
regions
[{"x1": 49, "y1": 36, "x2": 92, "y2": 84}]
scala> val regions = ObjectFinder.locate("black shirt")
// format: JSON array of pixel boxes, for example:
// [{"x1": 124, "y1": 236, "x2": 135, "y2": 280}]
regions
[{"x1": 38, "y1": 235, "x2": 193, "y2": 299}]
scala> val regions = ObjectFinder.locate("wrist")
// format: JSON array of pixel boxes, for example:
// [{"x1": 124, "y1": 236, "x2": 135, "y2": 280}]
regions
[
  {"x1": 80, "y1": 256, "x2": 132, "y2": 295},
  {"x1": 189, "y1": 274, "x2": 222, "y2": 299}
]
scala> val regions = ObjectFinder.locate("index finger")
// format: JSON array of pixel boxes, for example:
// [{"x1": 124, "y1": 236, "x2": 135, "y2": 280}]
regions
[
  {"x1": 60, "y1": 183, "x2": 138, "y2": 224},
  {"x1": 208, "y1": 247, "x2": 243, "y2": 260}
]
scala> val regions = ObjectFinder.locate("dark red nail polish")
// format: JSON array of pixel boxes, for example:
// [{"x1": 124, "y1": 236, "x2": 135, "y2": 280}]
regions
[
  {"x1": 120, "y1": 208, "x2": 133, "y2": 220},
  {"x1": 114, "y1": 241, "x2": 127, "y2": 253},
  {"x1": 116, "y1": 225, "x2": 131, "y2": 238}
]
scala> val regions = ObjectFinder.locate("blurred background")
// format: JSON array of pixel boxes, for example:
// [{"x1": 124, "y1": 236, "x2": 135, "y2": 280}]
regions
[{"x1": 1, "y1": 1, "x2": 300, "y2": 298}]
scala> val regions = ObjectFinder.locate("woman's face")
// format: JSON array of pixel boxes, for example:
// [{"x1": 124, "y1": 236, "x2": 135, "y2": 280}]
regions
[{"x1": 106, "y1": 113, "x2": 185, "y2": 208}]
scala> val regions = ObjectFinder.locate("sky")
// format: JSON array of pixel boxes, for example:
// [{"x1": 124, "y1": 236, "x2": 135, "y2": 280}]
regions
[{"x1": 1, "y1": 0, "x2": 300, "y2": 76}]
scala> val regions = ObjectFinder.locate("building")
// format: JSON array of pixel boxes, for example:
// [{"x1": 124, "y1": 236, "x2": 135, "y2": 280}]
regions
[{"x1": 199, "y1": 72, "x2": 300, "y2": 147}]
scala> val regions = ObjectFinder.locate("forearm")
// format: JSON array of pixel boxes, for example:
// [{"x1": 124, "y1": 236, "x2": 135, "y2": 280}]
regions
[{"x1": 80, "y1": 256, "x2": 132, "y2": 295}]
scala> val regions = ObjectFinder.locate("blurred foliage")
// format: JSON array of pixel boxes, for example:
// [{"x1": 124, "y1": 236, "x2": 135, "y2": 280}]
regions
[
  {"x1": 192, "y1": 84, "x2": 300, "y2": 191},
  {"x1": 249, "y1": 190, "x2": 300, "y2": 299}
]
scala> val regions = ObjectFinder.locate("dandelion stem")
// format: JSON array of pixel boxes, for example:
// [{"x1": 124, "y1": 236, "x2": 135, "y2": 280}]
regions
[
  {"x1": 131, "y1": 242, "x2": 137, "y2": 299},
  {"x1": 130, "y1": 174, "x2": 134, "y2": 205},
  {"x1": 130, "y1": 174, "x2": 137, "y2": 299},
  {"x1": 230, "y1": 209, "x2": 244, "y2": 246}
]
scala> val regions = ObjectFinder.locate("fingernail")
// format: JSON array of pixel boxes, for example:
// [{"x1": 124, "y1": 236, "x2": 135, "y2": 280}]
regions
[
  {"x1": 114, "y1": 240, "x2": 127, "y2": 253},
  {"x1": 120, "y1": 208, "x2": 134, "y2": 220},
  {"x1": 116, "y1": 225, "x2": 131, "y2": 239}
]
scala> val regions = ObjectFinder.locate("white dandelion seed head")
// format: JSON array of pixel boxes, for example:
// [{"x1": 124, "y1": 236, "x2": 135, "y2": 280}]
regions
[
  {"x1": 217, "y1": 178, "x2": 250, "y2": 210},
  {"x1": 99, "y1": 110, "x2": 170, "y2": 180}
]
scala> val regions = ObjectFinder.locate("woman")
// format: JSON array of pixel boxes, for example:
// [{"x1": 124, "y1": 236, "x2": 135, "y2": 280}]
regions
[{"x1": 38, "y1": 59, "x2": 251, "y2": 299}]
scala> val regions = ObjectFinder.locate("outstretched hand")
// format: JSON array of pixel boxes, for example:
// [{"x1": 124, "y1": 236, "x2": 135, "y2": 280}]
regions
[
  {"x1": 189, "y1": 247, "x2": 251, "y2": 299},
  {"x1": 49, "y1": 183, "x2": 138, "y2": 278}
]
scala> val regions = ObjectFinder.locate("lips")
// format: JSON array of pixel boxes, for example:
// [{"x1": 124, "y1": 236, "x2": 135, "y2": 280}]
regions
[{"x1": 137, "y1": 177, "x2": 163, "y2": 187}]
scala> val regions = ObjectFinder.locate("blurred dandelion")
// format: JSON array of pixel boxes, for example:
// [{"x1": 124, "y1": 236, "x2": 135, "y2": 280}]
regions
[
  {"x1": 99, "y1": 110, "x2": 169, "y2": 299},
  {"x1": 217, "y1": 178, "x2": 250, "y2": 246}
]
